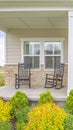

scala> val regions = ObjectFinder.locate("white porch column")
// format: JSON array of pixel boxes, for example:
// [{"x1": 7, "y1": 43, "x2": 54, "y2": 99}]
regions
[{"x1": 68, "y1": 11, "x2": 73, "y2": 95}]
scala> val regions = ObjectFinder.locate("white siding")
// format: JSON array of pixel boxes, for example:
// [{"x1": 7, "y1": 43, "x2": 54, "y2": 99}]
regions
[{"x1": 6, "y1": 28, "x2": 68, "y2": 64}]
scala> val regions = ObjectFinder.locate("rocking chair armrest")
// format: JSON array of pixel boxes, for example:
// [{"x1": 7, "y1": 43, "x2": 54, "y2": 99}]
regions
[
  {"x1": 29, "y1": 73, "x2": 32, "y2": 77},
  {"x1": 30, "y1": 73, "x2": 31, "y2": 76},
  {"x1": 15, "y1": 73, "x2": 18, "y2": 78},
  {"x1": 46, "y1": 74, "x2": 54, "y2": 77},
  {"x1": 55, "y1": 74, "x2": 62, "y2": 79},
  {"x1": 46, "y1": 74, "x2": 53, "y2": 76}
]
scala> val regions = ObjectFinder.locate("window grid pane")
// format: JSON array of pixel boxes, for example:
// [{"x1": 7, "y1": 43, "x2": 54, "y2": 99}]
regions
[
  {"x1": 54, "y1": 42, "x2": 61, "y2": 55},
  {"x1": 45, "y1": 56, "x2": 53, "y2": 69},
  {"x1": 54, "y1": 56, "x2": 61, "y2": 68},
  {"x1": 45, "y1": 42, "x2": 53, "y2": 55},
  {"x1": 24, "y1": 41, "x2": 33, "y2": 55},
  {"x1": 24, "y1": 41, "x2": 40, "y2": 55},
  {"x1": 24, "y1": 56, "x2": 39, "y2": 69},
  {"x1": 34, "y1": 44, "x2": 40, "y2": 55}
]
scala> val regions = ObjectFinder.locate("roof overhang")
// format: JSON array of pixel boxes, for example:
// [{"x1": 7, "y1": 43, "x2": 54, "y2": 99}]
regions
[
  {"x1": 0, "y1": 0, "x2": 70, "y2": 31},
  {"x1": 0, "y1": 0, "x2": 73, "y2": 8}
]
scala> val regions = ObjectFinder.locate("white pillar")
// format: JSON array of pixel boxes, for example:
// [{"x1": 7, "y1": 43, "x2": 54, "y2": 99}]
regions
[{"x1": 68, "y1": 11, "x2": 73, "y2": 95}]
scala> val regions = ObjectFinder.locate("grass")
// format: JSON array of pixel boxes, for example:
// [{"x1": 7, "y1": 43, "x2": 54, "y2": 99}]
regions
[
  {"x1": 0, "y1": 75, "x2": 4, "y2": 79},
  {"x1": 0, "y1": 67, "x2": 5, "y2": 86}
]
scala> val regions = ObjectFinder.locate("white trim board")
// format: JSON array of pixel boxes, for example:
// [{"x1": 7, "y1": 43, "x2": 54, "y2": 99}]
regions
[{"x1": 0, "y1": 7, "x2": 73, "y2": 12}]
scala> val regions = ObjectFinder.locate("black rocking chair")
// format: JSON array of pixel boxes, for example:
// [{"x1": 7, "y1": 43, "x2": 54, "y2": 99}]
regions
[
  {"x1": 45, "y1": 63, "x2": 65, "y2": 89},
  {"x1": 15, "y1": 63, "x2": 31, "y2": 89}
]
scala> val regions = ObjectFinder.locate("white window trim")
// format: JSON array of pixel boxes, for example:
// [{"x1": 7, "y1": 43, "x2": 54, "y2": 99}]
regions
[
  {"x1": 21, "y1": 38, "x2": 41, "y2": 70},
  {"x1": 44, "y1": 40, "x2": 64, "y2": 70},
  {"x1": 21, "y1": 38, "x2": 64, "y2": 70}
]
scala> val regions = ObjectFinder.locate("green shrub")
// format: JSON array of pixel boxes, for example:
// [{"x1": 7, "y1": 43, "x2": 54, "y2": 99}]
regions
[
  {"x1": 16, "y1": 121, "x2": 25, "y2": 130},
  {"x1": 0, "y1": 121, "x2": 12, "y2": 130},
  {"x1": 65, "y1": 89, "x2": 73, "y2": 114},
  {"x1": 16, "y1": 107, "x2": 30, "y2": 130},
  {"x1": 69, "y1": 89, "x2": 73, "y2": 96},
  {"x1": 16, "y1": 107, "x2": 30, "y2": 123},
  {"x1": 24, "y1": 103, "x2": 67, "y2": 130},
  {"x1": 10, "y1": 91, "x2": 29, "y2": 116},
  {"x1": 64, "y1": 114, "x2": 73, "y2": 130},
  {"x1": 38, "y1": 91, "x2": 54, "y2": 104}
]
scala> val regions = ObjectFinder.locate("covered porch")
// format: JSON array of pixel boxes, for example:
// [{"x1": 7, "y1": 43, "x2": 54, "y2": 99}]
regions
[{"x1": 1, "y1": 0, "x2": 73, "y2": 99}]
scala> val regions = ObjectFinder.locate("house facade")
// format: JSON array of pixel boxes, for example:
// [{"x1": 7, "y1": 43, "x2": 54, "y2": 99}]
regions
[{"x1": 0, "y1": 0, "x2": 73, "y2": 95}]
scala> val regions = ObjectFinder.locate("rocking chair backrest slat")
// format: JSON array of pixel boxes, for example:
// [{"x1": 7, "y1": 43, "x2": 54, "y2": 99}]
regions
[
  {"x1": 18, "y1": 63, "x2": 30, "y2": 77},
  {"x1": 54, "y1": 63, "x2": 64, "y2": 77}
]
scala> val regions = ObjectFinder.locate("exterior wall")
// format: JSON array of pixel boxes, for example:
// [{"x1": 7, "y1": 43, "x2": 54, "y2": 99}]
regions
[
  {"x1": 5, "y1": 28, "x2": 68, "y2": 87},
  {"x1": 5, "y1": 64, "x2": 68, "y2": 87},
  {"x1": 68, "y1": 11, "x2": 73, "y2": 93},
  {"x1": 6, "y1": 28, "x2": 68, "y2": 64}
]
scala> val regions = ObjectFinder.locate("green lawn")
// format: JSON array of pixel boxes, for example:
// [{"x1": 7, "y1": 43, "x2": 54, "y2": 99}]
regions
[
  {"x1": 0, "y1": 67, "x2": 5, "y2": 86},
  {"x1": 0, "y1": 75, "x2": 4, "y2": 79}
]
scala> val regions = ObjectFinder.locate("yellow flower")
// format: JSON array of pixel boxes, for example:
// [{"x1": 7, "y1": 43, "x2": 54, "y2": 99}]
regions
[
  {"x1": 0, "y1": 99, "x2": 12, "y2": 121},
  {"x1": 25, "y1": 103, "x2": 67, "y2": 130}
]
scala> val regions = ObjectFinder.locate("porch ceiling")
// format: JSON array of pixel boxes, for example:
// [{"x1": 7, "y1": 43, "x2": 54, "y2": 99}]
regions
[
  {"x1": 0, "y1": 11, "x2": 68, "y2": 30},
  {"x1": 0, "y1": 0, "x2": 73, "y2": 8}
]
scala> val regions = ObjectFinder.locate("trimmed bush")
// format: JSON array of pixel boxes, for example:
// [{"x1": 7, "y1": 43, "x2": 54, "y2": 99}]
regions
[
  {"x1": 0, "y1": 120, "x2": 12, "y2": 130},
  {"x1": 24, "y1": 103, "x2": 67, "y2": 130},
  {"x1": 10, "y1": 91, "x2": 29, "y2": 116},
  {"x1": 69, "y1": 90, "x2": 73, "y2": 96},
  {"x1": 0, "y1": 98, "x2": 12, "y2": 121},
  {"x1": 16, "y1": 121, "x2": 25, "y2": 130},
  {"x1": 16, "y1": 107, "x2": 30, "y2": 130},
  {"x1": 38, "y1": 91, "x2": 54, "y2": 104},
  {"x1": 64, "y1": 114, "x2": 73, "y2": 130},
  {"x1": 16, "y1": 107, "x2": 30, "y2": 123},
  {"x1": 65, "y1": 89, "x2": 73, "y2": 114}
]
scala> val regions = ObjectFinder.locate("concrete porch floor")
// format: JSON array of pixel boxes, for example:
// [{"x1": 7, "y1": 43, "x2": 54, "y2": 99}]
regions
[{"x1": 0, "y1": 86, "x2": 67, "y2": 102}]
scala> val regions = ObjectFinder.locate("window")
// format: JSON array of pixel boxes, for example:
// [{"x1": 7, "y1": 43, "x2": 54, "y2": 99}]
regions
[
  {"x1": 23, "y1": 41, "x2": 40, "y2": 69},
  {"x1": 44, "y1": 41, "x2": 62, "y2": 69},
  {"x1": 22, "y1": 39, "x2": 63, "y2": 70}
]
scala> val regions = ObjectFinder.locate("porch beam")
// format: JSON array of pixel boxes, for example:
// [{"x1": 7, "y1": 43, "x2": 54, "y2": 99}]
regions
[
  {"x1": 0, "y1": 7, "x2": 73, "y2": 12},
  {"x1": 0, "y1": 0, "x2": 73, "y2": 1},
  {"x1": 68, "y1": 11, "x2": 73, "y2": 95}
]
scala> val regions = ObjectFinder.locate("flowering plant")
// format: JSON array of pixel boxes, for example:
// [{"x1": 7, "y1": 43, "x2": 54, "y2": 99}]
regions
[
  {"x1": 25, "y1": 103, "x2": 67, "y2": 130},
  {"x1": 0, "y1": 98, "x2": 12, "y2": 121}
]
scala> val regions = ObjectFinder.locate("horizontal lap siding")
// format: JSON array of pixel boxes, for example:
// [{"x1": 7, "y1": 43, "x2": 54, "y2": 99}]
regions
[
  {"x1": 6, "y1": 34, "x2": 21, "y2": 63},
  {"x1": 6, "y1": 28, "x2": 68, "y2": 64}
]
